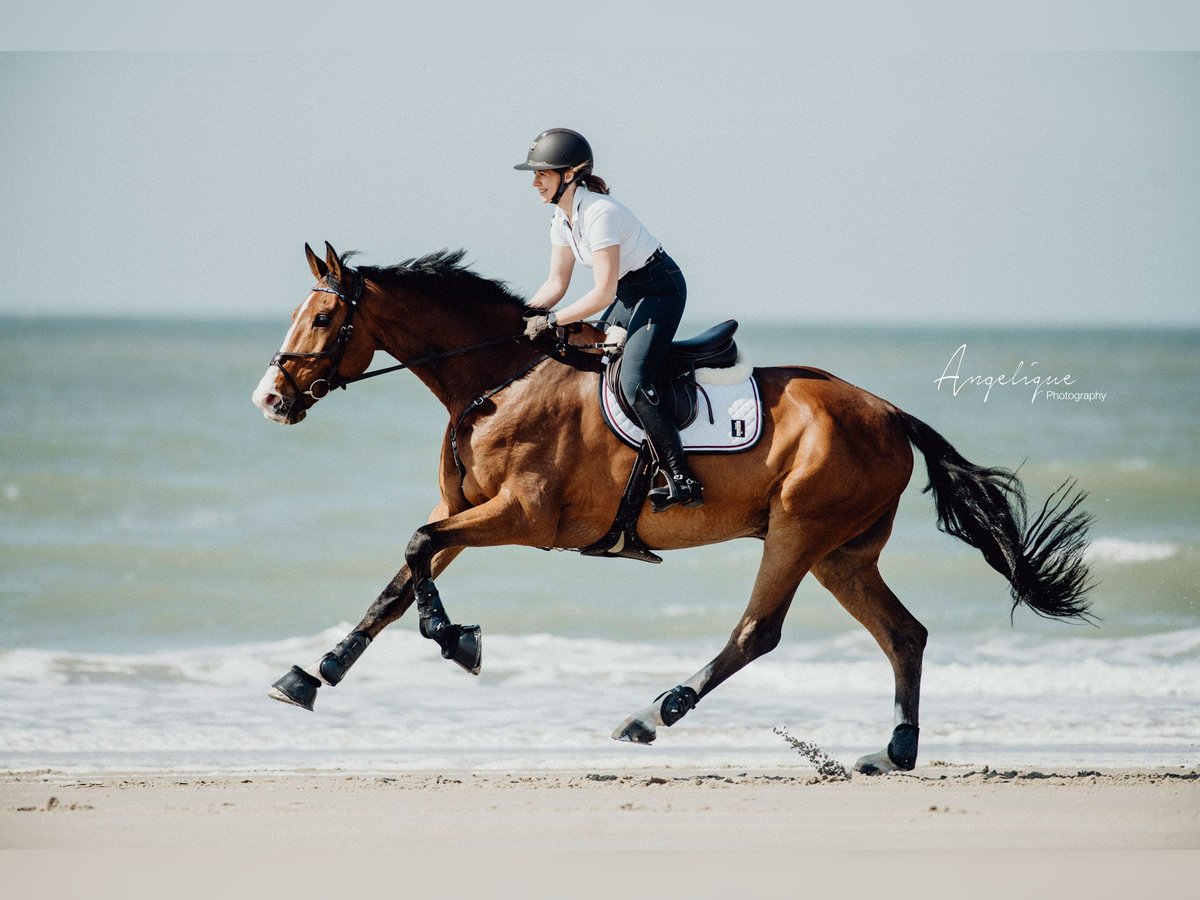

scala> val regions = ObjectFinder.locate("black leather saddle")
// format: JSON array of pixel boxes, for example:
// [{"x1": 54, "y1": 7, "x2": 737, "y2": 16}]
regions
[{"x1": 605, "y1": 319, "x2": 740, "y2": 430}]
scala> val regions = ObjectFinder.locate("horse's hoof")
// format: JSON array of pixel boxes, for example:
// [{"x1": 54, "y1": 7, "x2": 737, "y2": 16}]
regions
[
  {"x1": 612, "y1": 715, "x2": 657, "y2": 744},
  {"x1": 886, "y1": 723, "x2": 919, "y2": 770},
  {"x1": 853, "y1": 749, "x2": 898, "y2": 775},
  {"x1": 268, "y1": 665, "x2": 320, "y2": 711},
  {"x1": 448, "y1": 624, "x2": 482, "y2": 675}
]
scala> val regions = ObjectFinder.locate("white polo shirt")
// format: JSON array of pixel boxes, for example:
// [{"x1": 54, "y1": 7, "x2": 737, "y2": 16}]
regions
[{"x1": 550, "y1": 184, "x2": 661, "y2": 279}]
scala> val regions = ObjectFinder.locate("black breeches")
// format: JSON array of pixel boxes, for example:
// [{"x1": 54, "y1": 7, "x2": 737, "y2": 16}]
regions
[{"x1": 603, "y1": 252, "x2": 687, "y2": 404}]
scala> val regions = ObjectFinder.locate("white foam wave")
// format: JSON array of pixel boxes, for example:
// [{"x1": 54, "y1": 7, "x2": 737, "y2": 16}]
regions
[
  {"x1": 1085, "y1": 538, "x2": 1179, "y2": 564},
  {"x1": 4, "y1": 626, "x2": 1199, "y2": 693},
  {"x1": 1117, "y1": 458, "x2": 1150, "y2": 472},
  {"x1": 2, "y1": 627, "x2": 1198, "y2": 772}
]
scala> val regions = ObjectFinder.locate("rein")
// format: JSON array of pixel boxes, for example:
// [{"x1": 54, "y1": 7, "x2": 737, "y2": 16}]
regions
[
  {"x1": 338, "y1": 332, "x2": 529, "y2": 387},
  {"x1": 271, "y1": 275, "x2": 627, "y2": 482},
  {"x1": 270, "y1": 277, "x2": 529, "y2": 415},
  {"x1": 272, "y1": 271, "x2": 560, "y2": 487}
]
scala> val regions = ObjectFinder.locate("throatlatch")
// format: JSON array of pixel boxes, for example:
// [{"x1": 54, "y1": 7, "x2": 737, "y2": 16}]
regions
[{"x1": 416, "y1": 578, "x2": 483, "y2": 675}]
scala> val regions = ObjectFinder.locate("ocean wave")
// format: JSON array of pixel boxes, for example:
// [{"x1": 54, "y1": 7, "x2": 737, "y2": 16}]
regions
[
  {"x1": 1084, "y1": 538, "x2": 1180, "y2": 564},
  {"x1": 3, "y1": 626, "x2": 1198, "y2": 690},
  {"x1": 1117, "y1": 458, "x2": 1151, "y2": 472},
  {"x1": 2, "y1": 625, "x2": 1198, "y2": 772}
]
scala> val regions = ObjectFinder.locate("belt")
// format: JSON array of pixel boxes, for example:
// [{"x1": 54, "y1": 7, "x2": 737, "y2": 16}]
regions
[
  {"x1": 624, "y1": 247, "x2": 666, "y2": 279},
  {"x1": 642, "y1": 247, "x2": 666, "y2": 268}
]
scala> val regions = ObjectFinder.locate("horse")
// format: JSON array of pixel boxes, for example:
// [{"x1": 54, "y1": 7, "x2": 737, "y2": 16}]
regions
[{"x1": 251, "y1": 242, "x2": 1094, "y2": 775}]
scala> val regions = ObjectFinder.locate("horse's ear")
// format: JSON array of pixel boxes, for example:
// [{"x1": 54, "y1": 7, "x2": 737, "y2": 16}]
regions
[
  {"x1": 324, "y1": 241, "x2": 343, "y2": 284},
  {"x1": 305, "y1": 242, "x2": 328, "y2": 280}
]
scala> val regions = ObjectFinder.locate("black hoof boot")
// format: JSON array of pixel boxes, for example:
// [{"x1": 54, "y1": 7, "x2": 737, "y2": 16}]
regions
[
  {"x1": 447, "y1": 623, "x2": 482, "y2": 675},
  {"x1": 887, "y1": 723, "x2": 920, "y2": 771},
  {"x1": 656, "y1": 685, "x2": 699, "y2": 725},
  {"x1": 268, "y1": 665, "x2": 320, "y2": 711},
  {"x1": 416, "y1": 578, "x2": 483, "y2": 675},
  {"x1": 318, "y1": 631, "x2": 371, "y2": 686}
]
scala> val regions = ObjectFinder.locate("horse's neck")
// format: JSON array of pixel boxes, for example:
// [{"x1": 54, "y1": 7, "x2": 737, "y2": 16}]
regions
[{"x1": 370, "y1": 291, "x2": 541, "y2": 417}]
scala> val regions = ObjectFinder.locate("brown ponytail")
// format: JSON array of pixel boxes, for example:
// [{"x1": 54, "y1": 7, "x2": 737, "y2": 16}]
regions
[{"x1": 579, "y1": 173, "x2": 610, "y2": 195}]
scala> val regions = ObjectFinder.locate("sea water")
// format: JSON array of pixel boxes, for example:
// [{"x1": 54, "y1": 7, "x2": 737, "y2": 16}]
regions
[{"x1": 1, "y1": 318, "x2": 1197, "y2": 773}]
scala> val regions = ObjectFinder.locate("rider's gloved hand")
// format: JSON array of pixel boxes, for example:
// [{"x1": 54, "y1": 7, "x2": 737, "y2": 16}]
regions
[{"x1": 523, "y1": 311, "x2": 557, "y2": 339}]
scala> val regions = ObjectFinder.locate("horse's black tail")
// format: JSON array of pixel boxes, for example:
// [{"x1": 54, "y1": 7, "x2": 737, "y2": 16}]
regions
[{"x1": 901, "y1": 412, "x2": 1096, "y2": 622}]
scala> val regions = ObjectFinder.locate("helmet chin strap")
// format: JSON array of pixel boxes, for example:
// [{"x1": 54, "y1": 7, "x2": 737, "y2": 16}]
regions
[
  {"x1": 550, "y1": 162, "x2": 589, "y2": 205},
  {"x1": 550, "y1": 169, "x2": 573, "y2": 205}
]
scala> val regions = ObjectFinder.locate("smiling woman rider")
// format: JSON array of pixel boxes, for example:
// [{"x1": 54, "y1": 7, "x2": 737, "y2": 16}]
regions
[{"x1": 516, "y1": 128, "x2": 702, "y2": 512}]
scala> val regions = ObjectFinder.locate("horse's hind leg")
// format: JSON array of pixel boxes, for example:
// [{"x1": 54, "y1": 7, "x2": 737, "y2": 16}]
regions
[
  {"x1": 612, "y1": 523, "x2": 816, "y2": 744},
  {"x1": 811, "y1": 512, "x2": 928, "y2": 774}
]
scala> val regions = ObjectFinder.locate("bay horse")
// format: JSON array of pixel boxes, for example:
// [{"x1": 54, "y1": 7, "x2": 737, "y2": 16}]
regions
[{"x1": 252, "y1": 242, "x2": 1094, "y2": 775}]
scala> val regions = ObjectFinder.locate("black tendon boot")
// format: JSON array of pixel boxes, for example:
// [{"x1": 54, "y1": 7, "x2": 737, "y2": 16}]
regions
[{"x1": 633, "y1": 389, "x2": 704, "y2": 512}]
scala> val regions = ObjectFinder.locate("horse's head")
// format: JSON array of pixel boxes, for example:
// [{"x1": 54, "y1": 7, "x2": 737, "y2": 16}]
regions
[{"x1": 252, "y1": 242, "x2": 376, "y2": 424}]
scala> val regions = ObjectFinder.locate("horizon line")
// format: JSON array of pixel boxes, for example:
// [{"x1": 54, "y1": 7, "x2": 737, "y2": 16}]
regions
[{"x1": 2, "y1": 311, "x2": 1198, "y2": 332}]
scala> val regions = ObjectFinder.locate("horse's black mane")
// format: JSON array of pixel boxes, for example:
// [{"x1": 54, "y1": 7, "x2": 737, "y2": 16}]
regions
[{"x1": 341, "y1": 249, "x2": 529, "y2": 311}]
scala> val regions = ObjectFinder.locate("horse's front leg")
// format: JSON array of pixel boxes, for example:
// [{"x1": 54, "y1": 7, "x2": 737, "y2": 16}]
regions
[
  {"x1": 268, "y1": 495, "x2": 543, "y2": 710},
  {"x1": 267, "y1": 549, "x2": 464, "y2": 710},
  {"x1": 403, "y1": 494, "x2": 552, "y2": 674},
  {"x1": 267, "y1": 502, "x2": 463, "y2": 711}
]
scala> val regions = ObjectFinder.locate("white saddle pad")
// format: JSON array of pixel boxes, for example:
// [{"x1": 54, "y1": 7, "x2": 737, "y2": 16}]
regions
[{"x1": 599, "y1": 368, "x2": 763, "y2": 453}]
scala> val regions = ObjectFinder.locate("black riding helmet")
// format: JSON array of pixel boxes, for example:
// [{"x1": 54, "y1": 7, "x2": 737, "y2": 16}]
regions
[{"x1": 514, "y1": 128, "x2": 593, "y2": 203}]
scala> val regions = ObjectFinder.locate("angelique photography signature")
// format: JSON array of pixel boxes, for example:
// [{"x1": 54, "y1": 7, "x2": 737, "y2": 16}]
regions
[{"x1": 934, "y1": 344, "x2": 1106, "y2": 403}]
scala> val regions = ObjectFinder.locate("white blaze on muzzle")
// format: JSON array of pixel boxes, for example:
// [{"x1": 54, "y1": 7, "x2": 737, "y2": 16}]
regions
[
  {"x1": 252, "y1": 294, "x2": 321, "y2": 423},
  {"x1": 251, "y1": 364, "x2": 300, "y2": 423}
]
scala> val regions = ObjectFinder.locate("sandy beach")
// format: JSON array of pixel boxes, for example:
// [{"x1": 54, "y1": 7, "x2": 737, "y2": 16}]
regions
[
  {"x1": 2, "y1": 765, "x2": 1197, "y2": 851},
  {"x1": 3, "y1": 765, "x2": 1197, "y2": 898}
]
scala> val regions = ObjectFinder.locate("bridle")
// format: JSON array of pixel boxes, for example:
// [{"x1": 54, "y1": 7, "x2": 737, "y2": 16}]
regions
[
  {"x1": 269, "y1": 276, "x2": 366, "y2": 419},
  {"x1": 268, "y1": 272, "x2": 533, "y2": 422}
]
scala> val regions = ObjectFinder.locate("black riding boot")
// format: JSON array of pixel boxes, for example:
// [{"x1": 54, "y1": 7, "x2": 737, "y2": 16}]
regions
[{"x1": 633, "y1": 392, "x2": 703, "y2": 512}]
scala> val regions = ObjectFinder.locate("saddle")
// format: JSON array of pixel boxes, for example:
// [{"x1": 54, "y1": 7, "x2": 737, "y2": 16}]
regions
[
  {"x1": 606, "y1": 319, "x2": 740, "y2": 429},
  {"x1": 579, "y1": 319, "x2": 744, "y2": 566}
]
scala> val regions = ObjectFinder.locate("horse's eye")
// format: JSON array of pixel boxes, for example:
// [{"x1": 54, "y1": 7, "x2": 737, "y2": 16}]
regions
[{"x1": 314, "y1": 313, "x2": 332, "y2": 327}]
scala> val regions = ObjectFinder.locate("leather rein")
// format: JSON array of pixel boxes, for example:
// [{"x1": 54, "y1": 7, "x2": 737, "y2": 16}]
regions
[{"x1": 269, "y1": 274, "x2": 533, "y2": 421}]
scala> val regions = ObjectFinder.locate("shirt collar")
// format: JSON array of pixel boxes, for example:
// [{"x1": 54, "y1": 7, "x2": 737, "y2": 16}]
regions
[
  {"x1": 572, "y1": 181, "x2": 589, "y2": 218},
  {"x1": 557, "y1": 182, "x2": 589, "y2": 225}
]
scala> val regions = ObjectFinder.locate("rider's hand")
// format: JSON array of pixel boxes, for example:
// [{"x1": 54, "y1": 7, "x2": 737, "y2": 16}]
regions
[{"x1": 523, "y1": 312, "x2": 556, "y2": 339}]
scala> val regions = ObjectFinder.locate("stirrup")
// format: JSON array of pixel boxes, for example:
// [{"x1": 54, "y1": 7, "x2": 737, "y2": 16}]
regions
[{"x1": 648, "y1": 472, "x2": 704, "y2": 512}]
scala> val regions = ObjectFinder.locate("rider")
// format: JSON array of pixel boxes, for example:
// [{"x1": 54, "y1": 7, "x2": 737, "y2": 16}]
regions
[{"x1": 517, "y1": 128, "x2": 703, "y2": 511}]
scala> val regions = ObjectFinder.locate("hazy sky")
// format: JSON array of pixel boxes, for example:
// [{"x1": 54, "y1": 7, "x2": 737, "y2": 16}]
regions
[{"x1": 1, "y1": 50, "x2": 1196, "y2": 326}]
